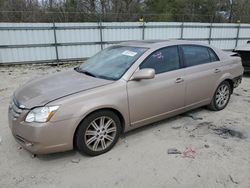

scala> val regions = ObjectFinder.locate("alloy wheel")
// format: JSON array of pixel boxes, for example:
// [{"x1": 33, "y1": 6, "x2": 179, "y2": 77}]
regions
[
  {"x1": 215, "y1": 84, "x2": 230, "y2": 108},
  {"x1": 84, "y1": 116, "x2": 117, "y2": 152}
]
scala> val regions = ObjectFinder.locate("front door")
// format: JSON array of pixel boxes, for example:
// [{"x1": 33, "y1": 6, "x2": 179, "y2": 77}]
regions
[{"x1": 127, "y1": 46, "x2": 186, "y2": 127}]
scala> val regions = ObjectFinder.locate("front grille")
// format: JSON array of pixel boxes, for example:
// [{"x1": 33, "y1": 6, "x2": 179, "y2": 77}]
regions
[{"x1": 9, "y1": 98, "x2": 23, "y2": 120}]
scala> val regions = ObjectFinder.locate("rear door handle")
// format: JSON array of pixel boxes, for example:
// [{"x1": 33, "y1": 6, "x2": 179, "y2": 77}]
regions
[
  {"x1": 214, "y1": 68, "x2": 221, "y2": 73},
  {"x1": 175, "y1": 77, "x2": 184, "y2": 83}
]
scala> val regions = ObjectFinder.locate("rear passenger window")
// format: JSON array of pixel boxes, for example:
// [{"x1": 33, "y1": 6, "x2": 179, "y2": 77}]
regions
[
  {"x1": 208, "y1": 48, "x2": 219, "y2": 62},
  {"x1": 140, "y1": 46, "x2": 180, "y2": 74},
  {"x1": 181, "y1": 45, "x2": 211, "y2": 67}
]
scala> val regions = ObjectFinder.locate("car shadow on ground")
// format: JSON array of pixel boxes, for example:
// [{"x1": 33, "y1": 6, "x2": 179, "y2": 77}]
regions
[
  {"x1": 36, "y1": 150, "x2": 78, "y2": 161},
  {"x1": 121, "y1": 107, "x2": 207, "y2": 139}
]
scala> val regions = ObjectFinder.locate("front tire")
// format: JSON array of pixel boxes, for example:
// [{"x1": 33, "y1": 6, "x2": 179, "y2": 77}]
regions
[
  {"x1": 75, "y1": 110, "x2": 121, "y2": 156},
  {"x1": 208, "y1": 81, "x2": 231, "y2": 111}
]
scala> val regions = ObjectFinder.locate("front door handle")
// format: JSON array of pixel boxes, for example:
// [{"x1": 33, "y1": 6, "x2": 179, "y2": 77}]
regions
[
  {"x1": 175, "y1": 77, "x2": 184, "y2": 83},
  {"x1": 214, "y1": 68, "x2": 221, "y2": 73}
]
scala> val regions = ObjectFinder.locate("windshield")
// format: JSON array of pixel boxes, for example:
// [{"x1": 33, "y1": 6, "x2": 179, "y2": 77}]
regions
[{"x1": 78, "y1": 46, "x2": 147, "y2": 80}]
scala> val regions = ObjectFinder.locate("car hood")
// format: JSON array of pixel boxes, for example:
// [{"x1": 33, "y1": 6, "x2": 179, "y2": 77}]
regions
[{"x1": 14, "y1": 69, "x2": 114, "y2": 109}]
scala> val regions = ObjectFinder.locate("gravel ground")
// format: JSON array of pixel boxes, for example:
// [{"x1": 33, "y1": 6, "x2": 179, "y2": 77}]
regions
[{"x1": 0, "y1": 64, "x2": 250, "y2": 188}]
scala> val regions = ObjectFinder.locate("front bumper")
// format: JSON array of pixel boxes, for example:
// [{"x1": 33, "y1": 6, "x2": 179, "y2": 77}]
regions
[{"x1": 8, "y1": 102, "x2": 79, "y2": 154}]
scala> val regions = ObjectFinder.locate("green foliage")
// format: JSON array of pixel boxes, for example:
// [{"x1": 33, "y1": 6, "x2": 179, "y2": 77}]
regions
[{"x1": 0, "y1": 0, "x2": 250, "y2": 22}]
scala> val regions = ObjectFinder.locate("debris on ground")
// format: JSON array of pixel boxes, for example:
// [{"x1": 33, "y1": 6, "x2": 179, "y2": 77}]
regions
[
  {"x1": 189, "y1": 134, "x2": 195, "y2": 138},
  {"x1": 13, "y1": 176, "x2": 24, "y2": 185},
  {"x1": 167, "y1": 148, "x2": 182, "y2": 154},
  {"x1": 171, "y1": 124, "x2": 182, "y2": 129},
  {"x1": 204, "y1": 144, "x2": 210, "y2": 148},
  {"x1": 71, "y1": 158, "x2": 80, "y2": 163},
  {"x1": 201, "y1": 121, "x2": 214, "y2": 126},
  {"x1": 0, "y1": 88, "x2": 8, "y2": 92},
  {"x1": 183, "y1": 113, "x2": 203, "y2": 120},
  {"x1": 0, "y1": 136, "x2": 2, "y2": 144},
  {"x1": 233, "y1": 93, "x2": 241, "y2": 96},
  {"x1": 173, "y1": 177, "x2": 180, "y2": 183},
  {"x1": 31, "y1": 154, "x2": 37, "y2": 158},
  {"x1": 188, "y1": 121, "x2": 215, "y2": 133},
  {"x1": 182, "y1": 147, "x2": 197, "y2": 158},
  {"x1": 197, "y1": 121, "x2": 215, "y2": 129},
  {"x1": 212, "y1": 127, "x2": 246, "y2": 139},
  {"x1": 18, "y1": 146, "x2": 22, "y2": 150},
  {"x1": 229, "y1": 174, "x2": 239, "y2": 184},
  {"x1": 123, "y1": 139, "x2": 129, "y2": 147}
]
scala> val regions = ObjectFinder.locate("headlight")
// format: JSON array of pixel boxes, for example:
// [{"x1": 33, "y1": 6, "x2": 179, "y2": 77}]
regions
[{"x1": 25, "y1": 106, "x2": 59, "y2": 123}]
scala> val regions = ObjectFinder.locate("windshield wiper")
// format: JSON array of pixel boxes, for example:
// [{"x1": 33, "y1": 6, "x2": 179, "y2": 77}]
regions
[{"x1": 74, "y1": 67, "x2": 97, "y2": 78}]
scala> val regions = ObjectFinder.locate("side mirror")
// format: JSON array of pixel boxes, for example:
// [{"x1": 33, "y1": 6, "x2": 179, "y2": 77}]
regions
[
  {"x1": 247, "y1": 40, "x2": 250, "y2": 44},
  {"x1": 131, "y1": 68, "x2": 155, "y2": 80}
]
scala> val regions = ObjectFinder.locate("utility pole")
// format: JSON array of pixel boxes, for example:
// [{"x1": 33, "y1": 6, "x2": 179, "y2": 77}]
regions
[{"x1": 229, "y1": 0, "x2": 233, "y2": 23}]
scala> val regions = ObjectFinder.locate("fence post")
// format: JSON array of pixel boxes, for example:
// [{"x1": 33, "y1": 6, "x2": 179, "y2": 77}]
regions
[
  {"x1": 99, "y1": 15, "x2": 103, "y2": 50},
  {"x1": 52, "y1": 22, "x2": 59, "y2": 63},
  {"x1": 208, "y1": 23, "x2": 212, "y2": 44},
  {"x1": 180, "y1": 22, "x2": 184, "y2": 39},
  {"x1": 142, "y1": 21, "x2": 145, "y2": 40},
  {"x1": 235, "y1": 23, "x2": 240, "y2": 48}
]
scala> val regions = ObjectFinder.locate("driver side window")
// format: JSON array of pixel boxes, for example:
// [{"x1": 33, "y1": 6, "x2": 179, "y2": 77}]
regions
[{"x1": 140, "y1": 46, "x2": 180, "y2": 74}]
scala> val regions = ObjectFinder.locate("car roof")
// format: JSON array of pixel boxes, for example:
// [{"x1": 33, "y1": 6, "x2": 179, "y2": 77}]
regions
[
  {"x1": 119, "y1": 40, "x2": 211, "y2": 49},
  {"x1": 118, "y1": 39, "x2": 232, "y2": 61}
]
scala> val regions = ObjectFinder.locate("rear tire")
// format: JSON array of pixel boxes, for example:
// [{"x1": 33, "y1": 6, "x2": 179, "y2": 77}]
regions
[
  {"x1": 208, "y1": 81, "x2": 231, "y2": 111},
  {"x1": 75, "y1": 110, "x2": 121, "y2": 156}
]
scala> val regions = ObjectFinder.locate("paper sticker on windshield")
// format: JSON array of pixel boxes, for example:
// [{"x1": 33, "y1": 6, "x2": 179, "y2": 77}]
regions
[{"x1": 122, "y1": 50, "x2": 137, "y2": 57}]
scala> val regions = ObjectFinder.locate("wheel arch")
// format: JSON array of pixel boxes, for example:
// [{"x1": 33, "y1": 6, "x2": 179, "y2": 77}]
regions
[
  {"x1": 215, "y1": 73, "x2": 234, "y2": 94},
  {"x1": 73, "y1": 107, "x2": 126, "y2": 149}
]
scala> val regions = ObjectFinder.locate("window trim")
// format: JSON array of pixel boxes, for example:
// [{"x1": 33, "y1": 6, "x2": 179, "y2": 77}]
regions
[
  {"x1": 180, "y1": 44, "x2": 220, "y2": 68},
  {"x1": 207, "y1": 47, "x2": 220, "y2": 62},
  {"x1": 139, "y1": 45, "x2": 183, "y2": 75}
]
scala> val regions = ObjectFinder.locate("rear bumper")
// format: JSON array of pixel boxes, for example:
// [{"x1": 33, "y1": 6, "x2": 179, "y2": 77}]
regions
[{"x1": 8, "y1": 106, "x2": 80, "y2": 154}]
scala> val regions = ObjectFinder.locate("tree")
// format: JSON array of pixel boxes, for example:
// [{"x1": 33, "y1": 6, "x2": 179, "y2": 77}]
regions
[{"x1": 0, "y1": 0, "x2": 250, "y2": 22}]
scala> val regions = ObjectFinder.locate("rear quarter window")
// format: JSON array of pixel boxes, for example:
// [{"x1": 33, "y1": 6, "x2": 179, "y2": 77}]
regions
[
  {"x1": 208, "y1": 48, "x2": 220, "y2": 62},
  {"x1": 182, "y1": 45, "x2": 211, "y2": 67},
  {"x1": 181, "y1": 45, "x2": 215, "y2": 67}
]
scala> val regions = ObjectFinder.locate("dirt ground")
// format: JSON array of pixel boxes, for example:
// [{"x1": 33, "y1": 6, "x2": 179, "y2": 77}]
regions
[{"x1": 0, "y1": 63, "x2": 250, "y2": 188}]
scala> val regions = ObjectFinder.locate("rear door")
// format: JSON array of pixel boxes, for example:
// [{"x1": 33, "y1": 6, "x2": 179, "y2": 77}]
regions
[
  {"x1": 127, "y1": 46, "x2": 186, "y2": 126},
  {"x1": 180, "y1": 45, "x2": 222, "y2": 106}
]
